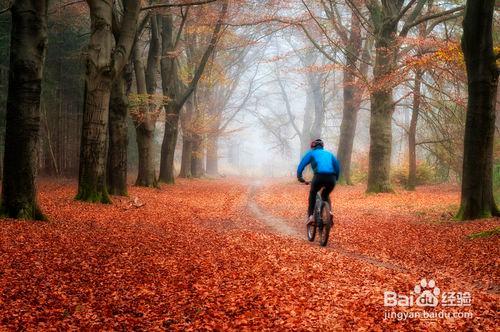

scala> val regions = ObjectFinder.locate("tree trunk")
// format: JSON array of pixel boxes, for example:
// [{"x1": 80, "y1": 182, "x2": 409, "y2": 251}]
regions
[
  {"x1": 179, "y1": 136, "x2": 193, "y2": 178},
  {"x1": 367, "y1": 92, "x2": 394, "y2": 193},
  {"x1": 309, "y1": 77, "x2": 324, "y2": 140},
  {"x1": 41, "y1": 104, "x2": 60, "y2": 176},
  {"x1": 191, "y1": 97, "x2": 204, "y2": 178},
  {"x1": 367, "y1": 22, "x2": 398, "y2": 193},
  {"x1": 135, "y1": 14, "x2": 160, "y2": 188},
  {"x1": 407, "y1": 70, "x2": 422, "y2": 191},
  {"x1": 206, "y1": 134, "x2": 218, "y2": 176},
  {"x1": 457, "y1": 0, "x2": 499, "y2": 220},
  {"x1": 77, "y1": 0, "x2": 139, "y2": 202},
  {"x1": 336, "y1": 13, "x2": 363, "y2": 185},
  {"x1": 337, "y1": 68, "x2": 361, "y2": 185},
  {"x1": 107, "y1": 68, "x2": 131, "y2": 196},
  {"x1": 133, "y1": 40, "x2": 158, "y2": 187},
  {"x1": 1, "y1": 0, "x2": 48, "y2": 220},
  {"x1": 78, "y1": 81, "x2": 112, "y2": 202},
  {"x1": 135, "y1": 124, "x2": 156, "y2": 186},
  {"x1": 159, "y1": 104, "x2": 179, "y2": 184},
  {"x1": 145, "y1": 14, "x2": 160, "y2": 96},
  {"x1": 158, "y1": 13, "x2": 179, "y2": 184},
  {"x1": 300, "y1": 88, "x2": 314, "y2": 156},
  {"x1": 179, "y1": 97, "x2": 195, "y2": 178},
  {"x1": 191, "y1": 134, "x2": 204, "y2": 178}
]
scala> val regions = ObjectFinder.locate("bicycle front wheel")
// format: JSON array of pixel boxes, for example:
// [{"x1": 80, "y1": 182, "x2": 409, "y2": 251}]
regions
[
  {"x1": 319, "y1": 202, "x2": 332, "y2": 247},
  {"x1": 306, "y1": 220, "x2": 316, "y2": 242}
]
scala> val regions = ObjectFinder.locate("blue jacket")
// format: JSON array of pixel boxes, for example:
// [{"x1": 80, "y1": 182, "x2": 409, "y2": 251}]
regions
[{"x1": 297, "y1": 147, "x2": 340, "y2": 180}]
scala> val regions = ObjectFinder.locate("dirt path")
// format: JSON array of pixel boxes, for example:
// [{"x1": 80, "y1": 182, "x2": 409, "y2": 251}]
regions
[{"x1": 247, "y1": 183, "x2": 408, "y2": 273}]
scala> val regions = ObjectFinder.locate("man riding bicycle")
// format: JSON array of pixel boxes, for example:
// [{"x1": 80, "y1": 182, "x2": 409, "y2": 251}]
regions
[{"x1": 297, "y1": 139, "x2": 340, "y2": 225}]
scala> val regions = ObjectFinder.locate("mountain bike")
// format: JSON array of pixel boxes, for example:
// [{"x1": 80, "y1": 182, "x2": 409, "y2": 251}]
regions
[{"x1": 304, "y1": 183, "x2": 333, "y2": 247}]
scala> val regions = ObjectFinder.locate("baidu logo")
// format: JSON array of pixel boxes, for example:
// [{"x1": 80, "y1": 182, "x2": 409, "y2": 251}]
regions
[
  {"x1": 383, "y1": 278, "x2": 473, "y2": 320},
  {"x1": 384, "y1": 278, "x2": 471, "y2": 307},
  {"x1": 384, "y1": 278, "x2": 440, "y2": 307}
]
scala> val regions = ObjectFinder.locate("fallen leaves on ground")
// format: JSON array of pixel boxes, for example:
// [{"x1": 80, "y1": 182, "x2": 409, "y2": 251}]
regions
[{"x1": 0, "y1": 178, "x2": 498, "y2": 330}]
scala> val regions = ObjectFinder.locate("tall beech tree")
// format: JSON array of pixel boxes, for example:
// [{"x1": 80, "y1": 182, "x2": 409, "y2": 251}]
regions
[
  {"x1": 362, "y1": 0, "x2": 464, "y2": 193},
  {"x1": 134, "y1": 13, "x2": 161, "y2": 188},
  {"x1": 310, "y1": 1, "x2": 368, "y2": 184},
  {"x1": 191, "y1": 88, "x2": 207, "y2": 178},
  {"x1": 179, "y1": 33, "x2": 204, "y2": 179},
  {"x1": 406, "y1": 68, "x2": 422, "y2": 191},
  {"x1": 299, "y1": 1, "x2": 370, "y2": 184},
  {"x1": 107, "y1": 6, "x2": 137, "y2": 196},
  {"x1": 158, "y1": 11, "x2": 181, "y2": 184},
  {"x1": 365, "y1": 0, "x2": 411, "y2": 193},
  {"x1": 457, "y1": 0, "x2": 499, "y2": 220},
  {"x1": 158, "y1": 0, "x2": 228, "y2": 184},
  {"x1": 77, "y1": 0, "x2": 140, "y2": 202},
  {"x1": 179, "y1": 95, "x2": 196, "y2": 178},
  {"x1": 1, "y1": 0, "x2": 49, "y2": 220},
  {"x1": 406, "y1": 20, "x2": 427, "y2": 191},
  {"x1": 334, "y1": 11, "x2": 363, "y2": 186}
]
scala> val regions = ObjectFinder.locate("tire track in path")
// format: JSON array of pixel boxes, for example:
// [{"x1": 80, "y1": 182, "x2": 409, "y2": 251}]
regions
[{"x1": 246, "y1": 183, "x2": 408, "y2": 273}]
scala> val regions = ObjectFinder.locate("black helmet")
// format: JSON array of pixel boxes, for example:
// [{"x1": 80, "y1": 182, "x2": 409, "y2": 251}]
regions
[{"x1": 310, "y1": 138, "x2": 324, "y2": 149}]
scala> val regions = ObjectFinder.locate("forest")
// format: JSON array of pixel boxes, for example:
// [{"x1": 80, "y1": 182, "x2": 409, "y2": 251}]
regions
[{"x1": 0, "y1": 0, "x2": 498, "y2": 330}]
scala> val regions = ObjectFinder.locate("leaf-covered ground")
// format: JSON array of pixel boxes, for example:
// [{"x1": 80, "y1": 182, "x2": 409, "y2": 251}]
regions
[{"x1": 0, "y1": 178, "x2": 498, "y2": 330}]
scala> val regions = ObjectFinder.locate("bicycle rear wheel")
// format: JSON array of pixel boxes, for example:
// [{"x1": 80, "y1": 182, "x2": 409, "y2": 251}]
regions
[{"x1": 319, "y1": 201, "x2": 332, "y2": 247}]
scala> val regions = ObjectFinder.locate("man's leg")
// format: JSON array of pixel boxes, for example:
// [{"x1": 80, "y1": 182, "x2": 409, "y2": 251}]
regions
[
  {"x1": 320, "y1": 175, "x2": 336, "y2": 205},
  {"x1": 308, "y1": 175, "x2": 321, "y2": 217}
]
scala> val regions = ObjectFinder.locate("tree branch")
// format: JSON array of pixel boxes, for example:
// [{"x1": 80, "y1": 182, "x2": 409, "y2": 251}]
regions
[
  {"x1": 175, "y1": 0, "x2": 228, "y2": 109},
  {"x1": 274, "y1": 66, "x2": 301, "y2": 136},
  {"x1": 416, "y1": 138, "x2": 451, "y2": 146},
  {"x1": 395, "y1": 0, "x2": 418, "y2": 23},
  {"x1": 400, "y1": 5, "x2": 465, "y2": 36},
  {"x1": 112, "y1": 0, "x2": 141, "y2": 75},
  {"x1": 173, "y1": 7, "x2": 189, "y2": 49},
  {"x1": 425, "y1": 12, "x2": 463, "y2": 34},
  {"x1": 0, "y1": 1, "x2": 11, "y2": 14},
  {"x1": 141, "y1": 0, "x2": 218, "y2": 11}
]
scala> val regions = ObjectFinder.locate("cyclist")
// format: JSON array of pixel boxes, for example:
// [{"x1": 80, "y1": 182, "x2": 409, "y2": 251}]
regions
[{"x1": 297, "y1": 139, "x2": 340, "y2": 225}]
